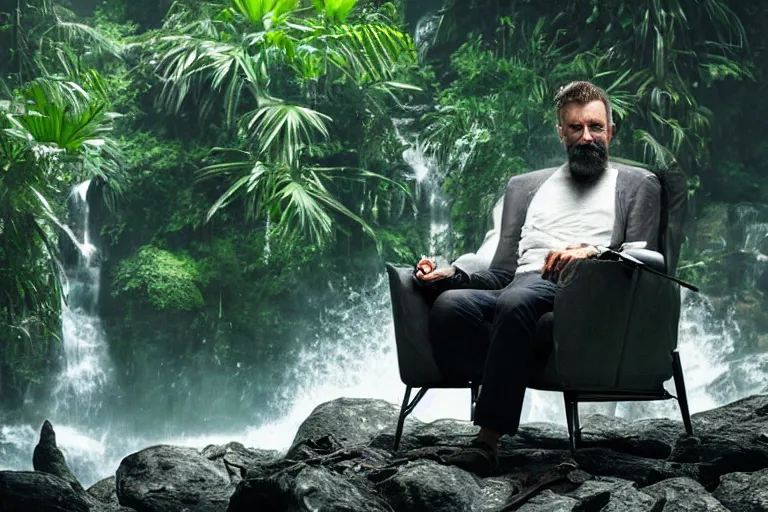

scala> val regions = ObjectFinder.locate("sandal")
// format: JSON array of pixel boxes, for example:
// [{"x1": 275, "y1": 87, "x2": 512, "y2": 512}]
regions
[{"x1": 442, "y1": 439, "x2": 498, "y2": 476}]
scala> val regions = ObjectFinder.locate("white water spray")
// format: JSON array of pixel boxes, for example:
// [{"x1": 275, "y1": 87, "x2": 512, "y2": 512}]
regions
[{"x1": 52, "y1": 181, "x2": 113, "y2": 421}]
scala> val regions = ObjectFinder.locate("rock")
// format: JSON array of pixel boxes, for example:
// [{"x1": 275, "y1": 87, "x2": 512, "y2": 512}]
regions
[
  {"x1": 33, "y1": 420, "x2": 85, "y2": 494},
  {"x1": 12, "y1": 395, "x2": 768, "y2": 511},
  {"x1": 566, "y1": 476, "x2": 661, "y2": 511},
  {"x1": 0, "y1": 471, "x2": 90, "y2": 512},
  {"x1": 476, "y1": 475, "x2": 521, "y2": 510},
  {"x1": 87, "y1": 476, "x2": 137, "y2": 510},
  {"x1": 669, "y1": 394, "x2": 768, "y2": 486},
  {"x1": 228, "y1": 462, "x2": 391, "y2": 511},
  {"x1": 287, "y1": 398, "x2": 420, "y2": 458},
  {"x1": 30, "y1": 421, "x2": 114, "y2": 510},
  {"x1": 579, "y1": 415, "x2": 682, "y2": 459},
  {"x1": 643, "y1": 477, "x2": 728, "y2": 511},
  {"x1": 712, "y1": 468, "x2": 768, "y2": 512},
  {"x1": 86, "y1": 476, "x2": 120, "y2": 507},
  {"x1": 517, "y1": 490, "x2": 580, "y2": 511},
  {"x1": 88, "y1": 476, "x2": 118, "y2": 504},
  {"x1": 574, "y1": 448, "x2": 699, "y2": 486},
  {"x1": 376, "y1": 459, "x2": 481, "y2": 511},
  {"x1": 115, "y1": 445, "x2": 233, "y2": 512},
  {"x1": 201, "y1": 442, "x2": 280, "y2": 483}
]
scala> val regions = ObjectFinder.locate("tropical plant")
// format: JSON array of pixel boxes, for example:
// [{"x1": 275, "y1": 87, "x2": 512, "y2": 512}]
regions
[
  {"x1": 198, "y1": 97, "x2": 405, "y2": 245},
  {"x1": 434, "y1": 0, "x2": 753, "y2": 177},
  {"x1": 0, "y1": 73, "x2": 123, "y2": 398},
  {"x1": 151, "y1": 0, "x2": 417, "y2": 245}
]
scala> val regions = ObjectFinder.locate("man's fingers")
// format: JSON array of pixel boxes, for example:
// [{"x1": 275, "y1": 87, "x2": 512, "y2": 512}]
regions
[{"x1": 419, "y1": 261, "x2": 435, "y2": 274}]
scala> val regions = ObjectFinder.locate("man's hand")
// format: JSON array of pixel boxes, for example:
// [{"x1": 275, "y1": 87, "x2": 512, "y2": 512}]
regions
[
  {"x1": 415, "y1": 257, "x2": 456, "y2": 281},
  {"x1": 541, "y1": 245, "x2": 599, "y2": 282}
]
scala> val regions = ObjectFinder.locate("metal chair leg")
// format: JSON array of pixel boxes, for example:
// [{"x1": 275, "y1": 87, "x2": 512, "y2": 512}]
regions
[
  {"x1": 564, "y1": 392, "x2": 580, "y2": 453},
  {"x1": 672, "y1": 349, "x2": 694, "y2": 436},
  {"x1": 470, "y1": 383, "x2": 480, "y2": 421},
  {"x1": 393, "y1": 386, "x2": 430, "y2": 451}
]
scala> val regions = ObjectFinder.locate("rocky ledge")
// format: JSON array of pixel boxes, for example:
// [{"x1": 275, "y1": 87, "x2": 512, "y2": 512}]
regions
[{"x1": 2, "y1": 395, "x2": 768, "y2": 511}]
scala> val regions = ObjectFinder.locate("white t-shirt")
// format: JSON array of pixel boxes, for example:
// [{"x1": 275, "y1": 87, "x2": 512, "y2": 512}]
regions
[{"x1": 515, "y1": 165, "x2": 618, "y2": 275}]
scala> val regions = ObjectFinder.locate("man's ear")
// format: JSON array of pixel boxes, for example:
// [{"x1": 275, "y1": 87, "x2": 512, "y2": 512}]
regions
[
  {"x1": 556, "y1": 124, "x2": 564, "y2": 142},
  {"x1": 607, "y1": 122, "x2": 616, "y2": 142}
]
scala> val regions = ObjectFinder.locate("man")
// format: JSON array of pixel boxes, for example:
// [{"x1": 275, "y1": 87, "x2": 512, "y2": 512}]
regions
[{"x1": 414, "y1": 81, "x2": 662, "y2": 475}]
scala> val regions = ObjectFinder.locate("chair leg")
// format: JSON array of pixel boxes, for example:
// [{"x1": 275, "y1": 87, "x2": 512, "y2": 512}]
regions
[
  {"x1": 393, "y1": 386, "x2": 430, "y2": 451},
  {"x1": 672, "y1": 349, "x2": 694, "y2": 436},
  {"x1": 564, "y1": 392, "x2": 580, "y2": 453},
  {"x1": 470, "y1": 383, "x2": 480, "y2": 421}
]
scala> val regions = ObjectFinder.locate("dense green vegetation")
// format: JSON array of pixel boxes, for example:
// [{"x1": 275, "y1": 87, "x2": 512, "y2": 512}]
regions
[{"x1": 1, "y1": 0, "x2": 766, "y2": 421}]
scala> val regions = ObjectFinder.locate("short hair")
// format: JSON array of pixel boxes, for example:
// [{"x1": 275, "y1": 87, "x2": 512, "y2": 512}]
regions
[{"x1": 554, "y1": 81, "x2": 613, "y2": 126}]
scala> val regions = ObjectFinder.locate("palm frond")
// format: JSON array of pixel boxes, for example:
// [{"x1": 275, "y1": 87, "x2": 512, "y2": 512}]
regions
[
  {"x1": 633, "y1": 128, "x2": 676, "y2": 168},
  {"x1": 245, "y1": 101, "x2": 331, "y2": 165},
  {"x1": 41, "y1": 20, "x2": 124, "y2": 58}
]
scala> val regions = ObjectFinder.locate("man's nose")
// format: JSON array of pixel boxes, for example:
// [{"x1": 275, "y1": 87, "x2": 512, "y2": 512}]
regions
[{"x1": 581, "y1": 127, "x2": 594, "y2": 142}]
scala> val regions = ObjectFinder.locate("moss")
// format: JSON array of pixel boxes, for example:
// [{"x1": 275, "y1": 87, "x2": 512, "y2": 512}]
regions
[{"x1": 112, "y1": 245, "x2": 205, "y2": 311}]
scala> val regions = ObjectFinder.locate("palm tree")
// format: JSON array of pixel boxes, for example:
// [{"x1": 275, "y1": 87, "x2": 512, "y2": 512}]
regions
[{"x1": 152, "y1": 0, "x2": 417, "y2": 245}]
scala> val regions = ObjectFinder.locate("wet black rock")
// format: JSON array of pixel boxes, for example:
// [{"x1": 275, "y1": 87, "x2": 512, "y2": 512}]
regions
[
  {"x1": 115, "y1": 444, "x2": 234, "y2": 512},
  {"x1": 0, "y1": 471, "x2": 91, "y2": 512},
  {"x1": 3, "y1": 394, "x2": 768, "y2": 511}
]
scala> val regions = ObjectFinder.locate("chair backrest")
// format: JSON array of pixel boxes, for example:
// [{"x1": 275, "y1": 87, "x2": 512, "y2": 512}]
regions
[{"x1": 653, "y1": 166, "x2": 689, "y2": 276}]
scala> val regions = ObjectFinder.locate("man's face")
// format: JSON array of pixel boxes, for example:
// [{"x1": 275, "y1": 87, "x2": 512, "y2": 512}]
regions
[{"x1": 557, "y1": 100, "x2": 613, "y2": 182}]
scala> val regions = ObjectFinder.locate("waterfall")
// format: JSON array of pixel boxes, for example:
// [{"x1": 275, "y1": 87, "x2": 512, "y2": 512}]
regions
[
  {"x1": 52, "y1": 180, "x2": 113, "y2": 422},
  {"x1": 732, "y1": 204, "x2": 768, "y2": 290},
  {"x1": 1, "y1": 180, "x2": 119, "y2": 484},
  {"x1": 414, "y1": 12, "x2": 441, "y2": 64},
  {"x1": 393, "y1": 117, "x2": 451, "y2": 265}
]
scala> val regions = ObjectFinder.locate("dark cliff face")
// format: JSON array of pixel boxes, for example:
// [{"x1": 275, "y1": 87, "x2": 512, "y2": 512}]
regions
[{"x1": 405, "y1": 0, "x2": 445, "y2": 27}]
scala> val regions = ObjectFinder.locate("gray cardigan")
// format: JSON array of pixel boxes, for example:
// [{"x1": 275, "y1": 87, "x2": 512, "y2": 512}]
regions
[{"x1": 450, "y1": 161, "x2": 662, "y2": 290}]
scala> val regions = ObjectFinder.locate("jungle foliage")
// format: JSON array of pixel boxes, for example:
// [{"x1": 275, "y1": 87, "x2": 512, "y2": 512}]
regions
[{"x1": 0, "y1": 0, "x2": 765, "y2": 418}]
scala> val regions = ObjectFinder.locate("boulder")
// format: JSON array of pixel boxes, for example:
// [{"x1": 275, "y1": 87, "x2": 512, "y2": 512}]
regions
[
  {"x1": 669, "y1": 394, "x2": 768, "y2": 486},
  {"x1": 712, "y1": 468, "x2": 768, "y2": 511},
  {"x1": 201, "y1": 441, "x2": 280, "y2": 482},
  {"x1": 287, "y1": 397, "x2": 420, "y2": 458},
  {"x1": 566, "y1": 476, "x2": 661, "y2": 511},
  {"x1": 33, "y1": 419, "x2": 85, "y2": 494},
  {"x1": 228, "y1": 462, "x2": 392, "y2": 511},
  {"x1": 376, "y1": 459, "x2": 481, "y2": 512},
  {"x1": 642, "y1": 477, "x2": 728, "y2": 511},
  {"x1": 0, "y1": 471, "x2": 91, "y2": 512},
  {"x1": 116, "y1": 445, "x2": 233, "y2": 512},
  {"x1": 87, "y1": 476, "x2": 119, "y2": 505}
]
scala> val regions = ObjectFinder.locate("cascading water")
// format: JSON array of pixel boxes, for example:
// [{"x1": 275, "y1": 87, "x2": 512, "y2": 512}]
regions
[
  {"x1": 414, "y1": 12, "x2": 441, "y2": 64},
  {"x1": 393, "y1": 117, "x2": 451, "y2": 265},
  {"x1": 1, "y1": 180, "x2": 118, "y2": 483},
  {"x1": 53, "y1": 180, "x2": 113, "y2": 421}
]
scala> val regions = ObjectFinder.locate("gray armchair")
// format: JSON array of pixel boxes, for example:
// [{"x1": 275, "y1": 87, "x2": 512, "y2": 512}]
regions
[{"x1": 385, "y1": 166, "x2": 694, "y2": 452}]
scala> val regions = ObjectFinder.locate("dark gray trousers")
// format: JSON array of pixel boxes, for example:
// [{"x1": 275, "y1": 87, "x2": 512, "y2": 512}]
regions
[{"x1": 429, "y1": 272, "x2": 558, "y2": 435}]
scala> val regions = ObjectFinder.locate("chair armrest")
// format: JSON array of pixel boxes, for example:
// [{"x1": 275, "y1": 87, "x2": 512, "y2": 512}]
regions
[
  {"x1": 385, "y1": 263, "x2": 445, "y2": 386},
  {"x1": 550, "y1": 259, "x2": 681, "y2": 392},
  {"x1": 617, "y1": 248, "x2": 667, "y2": 273}
]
